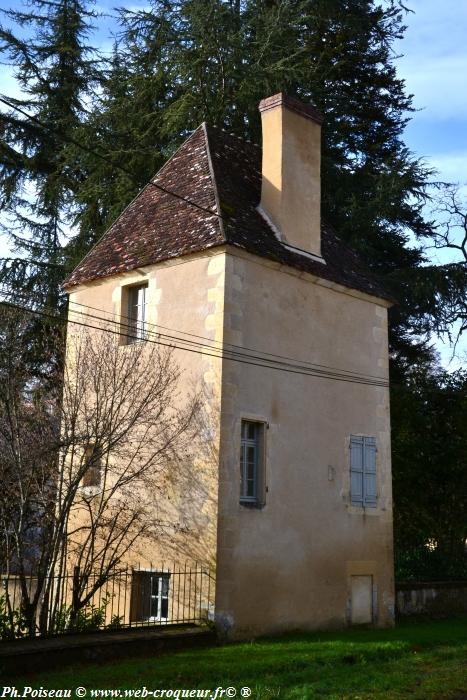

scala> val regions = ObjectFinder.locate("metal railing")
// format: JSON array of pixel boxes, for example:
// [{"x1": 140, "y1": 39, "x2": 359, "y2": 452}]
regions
[{"x1": 0, "y1": 563, "x2": 215, "y2": 640}]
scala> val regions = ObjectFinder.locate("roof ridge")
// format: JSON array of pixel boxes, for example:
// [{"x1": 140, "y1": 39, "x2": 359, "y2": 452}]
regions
[
  {"x1": 63, "y1": 122, "x2": 393, "y2": 303},
  {"x1": 207, "y1": 123, "x2": 261, "y2": 150},
  {"x1": 63, "y1": 124, "x2": 217, "y2": 288},
  {"x1": 154, "y1": 123, "x2": 205, "y2": 179},
  {"x1": 202, "y1": 123, "x2": 226, "y2": 242}
]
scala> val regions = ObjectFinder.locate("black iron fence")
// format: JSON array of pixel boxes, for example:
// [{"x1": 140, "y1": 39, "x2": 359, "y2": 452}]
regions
[{"x1": 0, "y1": 563, "x2": 215, "y2": 641}]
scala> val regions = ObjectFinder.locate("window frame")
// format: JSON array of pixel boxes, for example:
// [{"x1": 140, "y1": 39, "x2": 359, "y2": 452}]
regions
[
  {"x1": 81, "y1": 444, "x2": 101, "y2": 489},
  {"x1": 130, "y1": 570, "x2": 171, "y2": 622},
  {"x1": 148, "y1": 573, "x2": 170, "y2": 621},
  {"x1": 239, "y1": 419, "x2": 266, "y2": 508},
  {"x1": 125, "y1": 283, "x2": 148, "y2": 344}
]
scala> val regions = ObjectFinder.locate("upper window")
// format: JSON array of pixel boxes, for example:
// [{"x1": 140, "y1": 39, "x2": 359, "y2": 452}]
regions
[
  {"x1": 240, "y1": 420, "x2": 265, "y2": 507},
  {"x1": 350, "y1": 435, "x2": 377, "y2": 508},
  {"x1": 127, "y1": 284, "x2": 148, "y2": 343},
  {"x1": 82, "y1": 444, "x2": 101, "y2": 488}
]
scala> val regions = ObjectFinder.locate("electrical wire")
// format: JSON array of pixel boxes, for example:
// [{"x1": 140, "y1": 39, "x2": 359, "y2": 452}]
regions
[
  {"x1": 0, "y1": 96, "x2": 223, "y2": 221},
  {"x1": 66, "y1": 297, "x2": 390, "y2": 383},
  {"x1": 0, "y1": 285, "x2": 390, "y2": 385},
  {"x1": 0, "y1": 280, "x2": 390, "y2": 384},
  {"x1": 0, "y1": 97, "x2": 391, "y2": 387},
  {"x1": 0, "y1": 256, "x2": 69, "y2": 271},
  {"x1": 0, "y1": 289, "x2": 390, "y2": 387}
]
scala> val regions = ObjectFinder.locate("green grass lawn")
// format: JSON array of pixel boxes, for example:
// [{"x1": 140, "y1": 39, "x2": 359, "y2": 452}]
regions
[{"x1": 5, "y1": 617, "x2": 467, "y2": 699}]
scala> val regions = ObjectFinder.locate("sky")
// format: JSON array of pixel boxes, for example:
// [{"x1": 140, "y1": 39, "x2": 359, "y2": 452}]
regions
[
  {"x1": 394, "y1": 1, "x2": 467, "y2": 184},
  {"x1": 0, "y1": 0, "x2": 466, "y2": 367},
  {"x1": 392, "y1": 0, "x2": 467, "y2": 366}
]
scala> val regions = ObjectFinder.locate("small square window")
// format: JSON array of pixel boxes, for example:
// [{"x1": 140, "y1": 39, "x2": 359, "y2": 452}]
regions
[
  {"x1": 240, "y1": 420, "x2": 266, "y2": 507},
  {"x1": 130, "y1": 571, "x2": 170, "y2": 622},
  {"x1": 125, "y1": 284, "x2": 148, "y2": 344}
]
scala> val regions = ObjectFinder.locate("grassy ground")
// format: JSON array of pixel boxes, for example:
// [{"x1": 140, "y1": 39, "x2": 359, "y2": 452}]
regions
[{"x1": 4, "y1": 617, "x2": 467, "y2": 699}]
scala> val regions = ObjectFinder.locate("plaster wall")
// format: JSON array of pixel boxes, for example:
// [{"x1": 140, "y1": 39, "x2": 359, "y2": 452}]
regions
[
  {"x1": 65, "y1": 251, "x2": 226, "y2": 572},
  {"x1": 259, "y1": 105, "x2": 321, "y2": 257},
  {"x1": 64, "y1": 244, "x2": 394, "y2": 638},
  {"x1": 215, "y1": 250, "x2": 394, "y2": 638}
]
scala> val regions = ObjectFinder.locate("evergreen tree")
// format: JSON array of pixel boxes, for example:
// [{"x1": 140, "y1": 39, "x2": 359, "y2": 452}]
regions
[
  {"x1": 67, "y1": 37, "x2": 174, "y2": 266},
  {"x1": 392, "y1": 362, "x2": 467, "y2": 579},
  {"x1": 0, "y1": 0, "x2": 98, "y2": 373},
  {"x1": 93, "y1": 0, "x2": 466, "y2": 365},
  {"x1": 0, "y1": 0, "x2": 98, "y2": 300}
]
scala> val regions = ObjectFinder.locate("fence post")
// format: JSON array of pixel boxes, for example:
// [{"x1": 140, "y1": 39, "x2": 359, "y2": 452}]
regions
[{"x1": 68, "y1": 565, "x2": 80, "y2": 631}]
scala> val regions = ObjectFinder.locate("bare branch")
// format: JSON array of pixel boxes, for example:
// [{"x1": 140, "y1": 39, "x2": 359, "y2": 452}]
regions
[{"x1": 0, "y1": 314, "x2": 200, "y2": 636}]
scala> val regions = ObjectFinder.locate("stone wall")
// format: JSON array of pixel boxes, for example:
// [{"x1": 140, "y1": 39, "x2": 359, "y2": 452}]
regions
[{"x1": 396, "y1": 581, "x2": 467, "y2": 617}]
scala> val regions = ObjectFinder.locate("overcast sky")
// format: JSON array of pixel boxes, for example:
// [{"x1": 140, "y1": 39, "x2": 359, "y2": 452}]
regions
[{"x1": 0, "y1": 0, "x2": 466, "y2": 366}]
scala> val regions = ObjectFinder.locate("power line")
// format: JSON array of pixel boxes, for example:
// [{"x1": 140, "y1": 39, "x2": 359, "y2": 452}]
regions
[
  {"x1": 0, "y1": 96, "x2": 223, "y2": 221},
  {"x1": 0, "y1": 249, "x2": 391, "y2": 381},
  {"x1": 66, "y1": 297, "x2": 390, "y2": 383},
  {"x1": 0, "y1": 286, "x2": 389, "y2": 386},
  {"x1": 70, "y1": 306, "x2": 389, "y2": 385},
  {"x1": 0, "y1": 257, "x2": 68, "y2": 271},
  {"x1": 0, "y1": 268, "x2": 389, "y2": 382},
  {"x1": 0, "y1": 285, "x2": 389, "y2": 384},
  {"x1": 4, "y1": 290, "x2": 464, "y2": 396},
  {"x1": 0, "y1": 291, "x2": 390, "y2": 388}
]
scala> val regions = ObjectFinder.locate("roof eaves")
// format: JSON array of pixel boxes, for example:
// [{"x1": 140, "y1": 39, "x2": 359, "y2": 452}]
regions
[{"x1": 66, "y1": 239, "x2": 232, "y2": 293}]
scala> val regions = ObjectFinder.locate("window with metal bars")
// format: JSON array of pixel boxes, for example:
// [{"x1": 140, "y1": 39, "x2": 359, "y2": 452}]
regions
[
  {"x1": 240, "y1": 420, "x2": 265, "y2": 506},
  {"x1": 130, "y1": 571, "x2": 170, "y2": 621}
]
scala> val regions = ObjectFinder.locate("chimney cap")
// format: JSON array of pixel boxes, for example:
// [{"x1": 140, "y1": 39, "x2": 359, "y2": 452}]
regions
[{"x1": 259, "y1": 93, "x2": 324, "y2": 125}]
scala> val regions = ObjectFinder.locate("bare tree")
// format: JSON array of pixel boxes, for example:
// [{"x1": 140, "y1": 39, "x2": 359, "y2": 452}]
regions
[
  {"x1": 429, "y1": 183, "x2": 467, "y2": 346},
  {"x1": 432, "y1": 184, "x2": 467, "y2": 263},
  {"x1": 0, "y1": 305, "x2": 60, "y2": 637},
  {"x1": 0, "y1": 307, "x2": 199, "y2": 637}
]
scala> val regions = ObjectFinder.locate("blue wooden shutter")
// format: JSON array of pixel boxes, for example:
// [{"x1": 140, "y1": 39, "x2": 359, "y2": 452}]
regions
[
  {"x1": 350, "y1": 436, "x2": 364, "y2": 506},
  {"x1": 350, "y1": 435, "x2": 377, "y2": 507},
  {"x1": 363, "y1": 437, "x2": 377, "y2": 507}
]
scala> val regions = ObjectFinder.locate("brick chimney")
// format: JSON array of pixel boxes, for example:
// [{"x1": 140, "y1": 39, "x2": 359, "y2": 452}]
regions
[{"x1": 258, "y1": 93, "x2": 324, "y2": 260}]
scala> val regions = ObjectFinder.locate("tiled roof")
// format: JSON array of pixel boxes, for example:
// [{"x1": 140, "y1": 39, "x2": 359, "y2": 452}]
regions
[{"x1": 63, "y1": 124, "x2": 392, "y2": 302}]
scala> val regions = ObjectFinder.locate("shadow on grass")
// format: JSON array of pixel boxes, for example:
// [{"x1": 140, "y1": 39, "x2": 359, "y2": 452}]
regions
[{"x1": 5, "y1": 616, "x2": 467, "y2": 700}]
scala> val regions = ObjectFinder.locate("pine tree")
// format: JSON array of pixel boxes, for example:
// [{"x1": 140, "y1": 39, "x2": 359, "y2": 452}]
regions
[
  {"x1": 0, "y1": 0, "x2": 98, "y2": 299},
  {"x1": 67, "y1": 37, "x2": 174, "y2": 262},
  {"x1": 0, "y1": 0, "x2": 98, "y2": 374},
  {"x1": 392, "y1": 362, "x2": 467, "y2": 578},
  {"x1": 101, "y1": 0, "x2": 465, "y2": 365}
]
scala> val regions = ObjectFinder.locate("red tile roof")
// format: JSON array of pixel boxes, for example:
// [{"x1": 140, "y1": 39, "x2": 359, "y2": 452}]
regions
[{"x1": 63, "y1": 124, "x2": 392, "y2": 302}]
